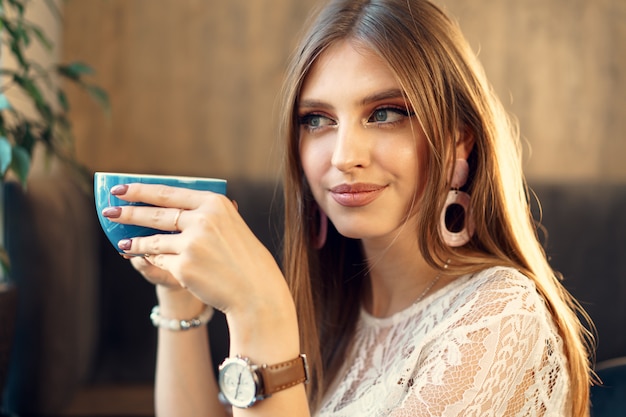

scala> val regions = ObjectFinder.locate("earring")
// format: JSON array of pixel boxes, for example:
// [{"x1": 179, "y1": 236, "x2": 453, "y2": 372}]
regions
[
  {"x1": 439, "y1": 159, "x2": 475, "y2": 247},
  {"x1": 311, "y1": 203, "x2": 328, "y2": 249}
]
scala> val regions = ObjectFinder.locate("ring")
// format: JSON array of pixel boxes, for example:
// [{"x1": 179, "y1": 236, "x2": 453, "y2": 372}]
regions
[{"x1": 173, "y1": 208, "x2": 184, "y2": 232}]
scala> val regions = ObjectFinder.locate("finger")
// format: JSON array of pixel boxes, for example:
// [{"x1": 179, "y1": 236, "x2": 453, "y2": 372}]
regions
[
  {"x1": 130, "y1": 257, "x2": 182, "y2": 288},
  {"x1": 110, "y1": 183, "x2": 212, "y2": 210},
  {"x1": 119, "y1": 232, "x2": 183, "y2": 257},
  {"x1": 120, "y1": 253, "x2": 148, "y2": 259},
  {"x1": 173, "y1": 208, "x2": 183, "y2": 231},
  {"x1": 104, "y1": 205, "x2": 186, "y2": 232},
  {"x1": 142, "y1": 254, "x2": 187, "y2": 288}
]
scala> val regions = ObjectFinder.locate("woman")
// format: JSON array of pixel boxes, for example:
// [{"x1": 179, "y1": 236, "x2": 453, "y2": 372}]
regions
[{"x1": 103, "y1": 0, "x2": 594, "y2": 415}]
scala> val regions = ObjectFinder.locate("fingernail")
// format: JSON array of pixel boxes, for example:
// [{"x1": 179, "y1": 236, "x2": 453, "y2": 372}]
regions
[
  {"x1": 102, "y1": 206, "x2": 122, "y2": 218},
  {"x1": 111, "y1": 184, "x2": 129, "y2": 195},
  {"x1": 118, "y1": 239, "x2": 132, "y2": 251}
]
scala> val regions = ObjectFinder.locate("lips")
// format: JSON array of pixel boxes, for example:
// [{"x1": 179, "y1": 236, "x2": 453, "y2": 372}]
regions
[{"x1": 329, "y1": 183, "x2": 387, "y2": 207}]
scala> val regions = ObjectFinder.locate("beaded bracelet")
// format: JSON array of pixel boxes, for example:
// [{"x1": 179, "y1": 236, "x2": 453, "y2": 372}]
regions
[{"x1": 150, "y1": 304, "x2": 214, "y2": 331}]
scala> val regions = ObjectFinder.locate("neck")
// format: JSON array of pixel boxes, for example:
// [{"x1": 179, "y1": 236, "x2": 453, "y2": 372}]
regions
[{"x1": 361, "y1": 226, "x2": 441, "y2": 318}]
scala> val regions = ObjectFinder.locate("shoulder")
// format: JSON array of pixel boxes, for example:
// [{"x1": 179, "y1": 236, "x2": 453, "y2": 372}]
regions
[
  {"x1": 421, "y1": 266, "x2": 564, "y2": 365},
  {"x1": 460, "y1": 265, "x2": 536, "y2": 295},
  {"x1": 452, "y1": 266, "x2": 543, "y2": 312},
  {"x1": 411, "y1": 267, "x2": 569, "y2": 414},
  {"x1": 432, "y1": 266, "x2": 555, "y2": 334}
]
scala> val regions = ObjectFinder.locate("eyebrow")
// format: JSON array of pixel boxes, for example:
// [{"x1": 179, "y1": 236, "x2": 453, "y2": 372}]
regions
[
  {"x1": 298, "y1": 88, "x2": 407, "y2": 110},
  {"x1": 360, "y1": 88, "x2": 406, "y2": 106}
]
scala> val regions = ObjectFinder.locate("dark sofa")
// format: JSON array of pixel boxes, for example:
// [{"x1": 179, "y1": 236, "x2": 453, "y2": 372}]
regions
[{"x1": 2, "y1": 171, "x2": 625, "y2": 415}]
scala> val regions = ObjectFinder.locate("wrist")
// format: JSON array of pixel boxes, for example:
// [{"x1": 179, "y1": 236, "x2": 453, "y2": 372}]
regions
[
  {"x1": 226, "y1": 290, "x2": 300, "y2": 361},
  {"x1": 218, "y1": 354, "x2": 309, "y2": 409},
  {"x1": 150, "y1": 304, "x2": 214, "y2": 331},
  {"x1": 155, "y1": 285, "x2": 205, "y2": 317}
]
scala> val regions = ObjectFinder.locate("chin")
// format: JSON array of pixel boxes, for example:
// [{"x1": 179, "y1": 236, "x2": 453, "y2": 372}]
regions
[
  {"x1": 332, "y1": 222, "x2": 392, "y2": 240},
  {"x1": 329, "y1": 211, "x2": 417, "y2": 242}
]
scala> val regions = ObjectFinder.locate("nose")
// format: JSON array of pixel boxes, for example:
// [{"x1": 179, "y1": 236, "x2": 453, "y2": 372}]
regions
[{"x1": 331, "y1": 122, "x2": 371, "y2": 172}]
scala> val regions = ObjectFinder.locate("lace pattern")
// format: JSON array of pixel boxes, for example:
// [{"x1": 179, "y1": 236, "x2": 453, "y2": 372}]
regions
[{"x1": 316, "y1": 267, "x2": 570, "y2": 416}]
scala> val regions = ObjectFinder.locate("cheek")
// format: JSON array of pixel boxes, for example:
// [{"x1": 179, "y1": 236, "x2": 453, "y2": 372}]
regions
[
  {"x1": 378, "y1": 135, "x2": 429, "y2": 201},
  {"x1": 299, "y1": 138, "x2": 327, "y2": 189},
  {"x1": 379, "y1": 139, "x2": 422, "y2": 179}
]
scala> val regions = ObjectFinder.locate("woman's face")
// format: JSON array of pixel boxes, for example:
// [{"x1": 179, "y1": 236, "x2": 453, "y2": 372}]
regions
[{"x1": 298, "y1": 40, "x2": 429, "y2": 241}]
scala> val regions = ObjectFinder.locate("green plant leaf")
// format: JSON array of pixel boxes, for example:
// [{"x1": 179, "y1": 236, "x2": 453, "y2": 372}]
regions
[
  {"x1": 57, "y1": 89, "x2": 69, "y2": 112},
  {"x1": 36, "y1": 101, "x2": 53, "y2": 123},
  {"x1": 0, "y1": 136, "x2": 12, "y2": 175},
  {"x1": 40, "y1": 126, "x2": 52, "y2": 145},
  {"x1": 17, "y1": 122, "x2": 36, "y2": 154},
  {"x1": 0, "y1": 0, "x2": 108, "y2": 195},
  {"x1": 13, "y1": 74, "x2": 44, "y2": 106},
  {"x1": 1, "y1": 18, "x2": 16, "y2": 38},
  {"x1": 10, "y1": 145, "x2": 30, "y2": 187},
  {"x1": 29, "y1": 23, "x2": 53, "y2": 51},
  {"x1": 54, "y1": 114, "x2": 71, "y2": 132},
  {"x1": 7, "y1": 0, "x2": 25, "y2": 17},
  {"x1": 85, "y1": 84, "x2": 110, "y2": 115},
  {"x1": 0, "y1": 94, "x2": 11, "y2": 110},
  {"x1": 10, "y1": 40, "x2": 28, "y2": 69},
  {"x1": 16, "y1": 20, "x2": 30, "y2": 47},
  {"x1": 0, "y1": 113, "x2": 6, "y2": 136},
  {"x1": 57, "y1": 62, "x2": 94, "y2": 81}
]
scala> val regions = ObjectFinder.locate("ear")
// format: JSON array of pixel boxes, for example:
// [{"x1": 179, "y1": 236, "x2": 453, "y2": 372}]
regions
[{"x1": 455, "y1": 125, "x2": 475, "y2": 160}]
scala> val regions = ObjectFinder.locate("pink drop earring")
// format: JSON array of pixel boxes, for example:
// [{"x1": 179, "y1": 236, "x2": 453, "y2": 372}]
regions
[
  {"x1": 311, "y1": 203, "x2": 328, "y2": 249},
  {"x1": 439, "y1": 158, "x2": 475, "y2": 247}
]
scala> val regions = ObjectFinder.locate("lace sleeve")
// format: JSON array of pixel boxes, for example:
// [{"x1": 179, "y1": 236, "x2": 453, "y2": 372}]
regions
[{"x1": 391, "y1": 273, "x2": 568, "y2": 416}]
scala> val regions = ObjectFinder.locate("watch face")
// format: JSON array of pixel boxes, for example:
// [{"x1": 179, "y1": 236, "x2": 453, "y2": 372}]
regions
[{"x1": 218, "y1": 358, "x2": 258, "y2": 408}]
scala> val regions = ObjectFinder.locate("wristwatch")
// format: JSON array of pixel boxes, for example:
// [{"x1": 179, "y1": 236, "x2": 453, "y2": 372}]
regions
[{"x1": 218, "y1": 354, "x2": 309, "y2": 408}]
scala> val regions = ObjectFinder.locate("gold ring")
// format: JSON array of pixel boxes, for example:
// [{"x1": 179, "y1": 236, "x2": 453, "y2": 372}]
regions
[{"x1": 173, "y1": 208, "x2": 184, "y2": 231}]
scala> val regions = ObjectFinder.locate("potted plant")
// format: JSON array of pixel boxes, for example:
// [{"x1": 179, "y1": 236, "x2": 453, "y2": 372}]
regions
[{"x1": 0, "y1": 0, "x2": 108, "y2": 413}]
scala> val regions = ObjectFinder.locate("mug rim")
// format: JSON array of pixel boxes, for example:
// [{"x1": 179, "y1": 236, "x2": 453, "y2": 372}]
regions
[{"x1": 94, "y1": 171, "x2": 227, "y2": 183}]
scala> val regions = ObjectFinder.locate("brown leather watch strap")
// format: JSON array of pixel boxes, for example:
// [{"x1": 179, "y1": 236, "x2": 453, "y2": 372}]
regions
[{"x1": 257, "y1": 354, "x2": 309, "y2": 396}]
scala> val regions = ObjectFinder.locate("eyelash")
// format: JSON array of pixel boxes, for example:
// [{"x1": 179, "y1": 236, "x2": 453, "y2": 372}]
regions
[
  {"x1": 298, "y1": 113, "x2": 333, "y2": 132},
  {"x1": 298, "y1": 106, "x2": 414, "y2": 133},
  {"x1": 367, "y1": 106, "x2": 414, "y2": 126}
]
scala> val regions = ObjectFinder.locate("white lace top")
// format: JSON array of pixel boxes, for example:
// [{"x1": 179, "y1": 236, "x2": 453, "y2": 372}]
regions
[{"x1": 316, "y1": 267, "x2": 570, "y2": 417}]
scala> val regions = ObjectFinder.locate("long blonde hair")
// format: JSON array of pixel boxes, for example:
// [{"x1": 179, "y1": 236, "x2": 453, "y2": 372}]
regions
[{"x1": 280, "y1": 0, "x2": 594, "y2": 414}]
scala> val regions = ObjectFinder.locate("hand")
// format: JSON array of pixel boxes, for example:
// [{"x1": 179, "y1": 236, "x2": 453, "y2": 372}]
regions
[
  {"x1": 126, "y1": 255, "x2": 181, "y2": 289},
  {"x1": 102, "y1": 183, "x2": 288, "y2": 317}
]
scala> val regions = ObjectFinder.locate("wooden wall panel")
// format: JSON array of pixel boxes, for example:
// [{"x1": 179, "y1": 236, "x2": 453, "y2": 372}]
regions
[
  {"x1": 62, "y1": 0, "x2": 318, "y2": 180},
  {"x1": 438, "y1": 0, "x2": 626, "y2": 182},
  {"x1": 62, "y1": 0, "x2": 626, "y2": 183}
]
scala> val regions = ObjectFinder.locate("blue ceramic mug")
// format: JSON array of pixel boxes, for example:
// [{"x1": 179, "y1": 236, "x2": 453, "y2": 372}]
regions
[{"x1": 94, "y1": 172, "x2": 227, "y2": 252}]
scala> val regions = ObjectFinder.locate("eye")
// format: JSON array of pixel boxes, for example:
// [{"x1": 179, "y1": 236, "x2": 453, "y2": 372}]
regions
[
  {"x1": 299, "y1": 113, "x2": 335, "y2": 132},
  {"x1": 367, "y1": 107, "x2": 413, "y2": 126}
]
